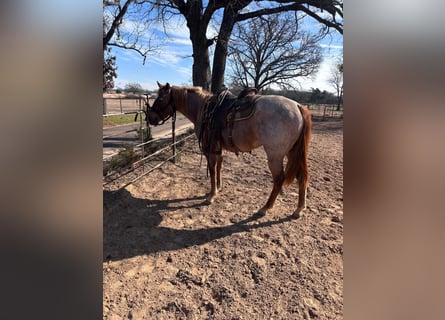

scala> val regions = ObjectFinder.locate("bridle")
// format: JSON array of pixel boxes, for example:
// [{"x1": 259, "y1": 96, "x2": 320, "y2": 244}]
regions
[{"x1": 148, "y1": 92, "x2": 176, "y2": 126}]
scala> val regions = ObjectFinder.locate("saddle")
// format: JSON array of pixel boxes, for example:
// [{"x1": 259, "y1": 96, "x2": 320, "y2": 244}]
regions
[{"x1": 199, "y1": 87, "x2": 259, "y2": 156}]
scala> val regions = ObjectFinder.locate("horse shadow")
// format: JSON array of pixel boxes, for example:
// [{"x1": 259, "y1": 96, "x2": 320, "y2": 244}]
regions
[{"x1": 103, "y1": 189, "x2": 296, "y2": 262}]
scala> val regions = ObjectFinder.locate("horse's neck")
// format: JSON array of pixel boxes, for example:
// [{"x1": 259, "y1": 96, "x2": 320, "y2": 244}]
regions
[
  {"x1": 175, "y1": 90, "x2": 209, "y2": 125},
  {"x1": 175, "y1": 101, "x2": 197, "y2": 125}
]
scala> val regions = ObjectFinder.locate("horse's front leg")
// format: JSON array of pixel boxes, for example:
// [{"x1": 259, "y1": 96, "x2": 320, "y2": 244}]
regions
[
  {"x1": 216, "y1": 155, "x2": 223, "y2": 192},
  {"x1": 206, "y1": 154, "x2": 218, "y2": 204}
]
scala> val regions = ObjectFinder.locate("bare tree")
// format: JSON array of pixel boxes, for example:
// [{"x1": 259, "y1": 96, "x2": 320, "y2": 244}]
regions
[
  {"x1": 104, "y1": 1, "x2": 343, "y2": 92},
  {"x1": 146, "y1": 0, "x2": 343, "y2": 92},
  {"x1": 103, "y1": 0, "x2": 161, "y2": 90},
  {"x1": 211, "y1": 1, "x2": 342, "y2": 92},
  {"x1": 228, "y1": 14, "x2": 322, "y2": 92},
  {"x1": 329, "y1": 61, "x2": 343, "y2": 110},
  {"x1": 124, "y1": 82, "x2": 145, "y2": 93},
  {"x1": 103, "y1": 1, "x2": 160, "y2": 62}
]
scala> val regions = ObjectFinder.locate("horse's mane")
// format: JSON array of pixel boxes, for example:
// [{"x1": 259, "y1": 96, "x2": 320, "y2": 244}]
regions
[{"x1": 170, "y1": 86, "x2": 212, "y2": 109}]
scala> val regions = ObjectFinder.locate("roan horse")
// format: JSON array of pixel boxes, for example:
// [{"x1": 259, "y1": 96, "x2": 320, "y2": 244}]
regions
[{"x1": 148, "y1": 82, "x2": 311, "y2": 218}]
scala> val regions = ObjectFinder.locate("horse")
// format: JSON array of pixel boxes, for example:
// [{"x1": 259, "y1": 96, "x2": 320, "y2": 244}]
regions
[{"x1": 148, "y1": 82, "x2": 311, "y2": 218}]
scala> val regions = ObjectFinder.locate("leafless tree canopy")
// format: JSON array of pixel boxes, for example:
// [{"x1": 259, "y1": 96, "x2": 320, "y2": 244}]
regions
[
  {"x1": 102, "y1": 0, "x2": 343, "y2": 92},
  {"x1": 103, "y1": 0, "x2": 160, "y2": 63},
  {"x1": 228, "y1": 14, "x2": 323, "y2": 91},
  {"x1": 103, "y1": 0, "x2": 162, "y2": 90}
]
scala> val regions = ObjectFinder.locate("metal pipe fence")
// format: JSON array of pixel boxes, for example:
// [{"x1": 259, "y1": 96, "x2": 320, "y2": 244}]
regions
[
  {"x1": 103, "y1": 131, "x2": 196, "y2": 191},
  {"x1": 308, "y1": 104, "x2": 343, "y2": 121},
  {"x1": 108, "y1": 133, "x2": 196, "y2": 191},
  {"x1": 103, "y1": 96, "x2": 148, "y2": 161},
  {"x1": 103, "y1": 95, "x2": 195, "y2": 191}
]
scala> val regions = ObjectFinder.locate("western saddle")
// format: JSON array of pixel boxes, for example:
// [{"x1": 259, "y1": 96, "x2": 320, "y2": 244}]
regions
[{"x1": 199, "y1": 87, "x2": 260, "y2": 156}]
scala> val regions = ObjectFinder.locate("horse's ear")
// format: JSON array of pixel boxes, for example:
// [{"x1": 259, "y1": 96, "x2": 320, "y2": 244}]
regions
[
  {"x1": 157, "y1": 81, "x2": 162, "y2": 88},
  {"x1": 165, "y1": 82, "x2": 171, "y2": 89}
]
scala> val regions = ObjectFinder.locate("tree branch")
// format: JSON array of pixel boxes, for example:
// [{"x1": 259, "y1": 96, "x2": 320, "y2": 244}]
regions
[
  {"x1": 297, "y1": 4, "x2": 343, "y2": 34},
  {"x1": 108, "y1": 42, "x2": 149, "y2": 64},
  {"x1": 236, "y1": 1, "x2": 343, "y2": 34},
  {"x1": 203, "y1": 0, "x2": 228, "y2": 25},
  {"x1": 168, "y1": 0, "x2": 187, "y2": 14},
  {"x1": 236, "y1": 3, "x2": 299, "y2": 22},
  {"x1": 103, "y1": 0, "x2": 134, "y2": 50}
]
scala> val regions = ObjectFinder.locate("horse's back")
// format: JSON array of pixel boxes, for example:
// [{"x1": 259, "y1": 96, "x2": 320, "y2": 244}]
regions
[
  {"x1": 228, "y1": 95, "x2": 305, "y2": 153},
  {"x1": 256, "y1": 95, "x2": 302, "y2": 117}
]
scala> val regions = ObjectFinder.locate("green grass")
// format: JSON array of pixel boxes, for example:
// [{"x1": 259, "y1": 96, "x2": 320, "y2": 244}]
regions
[{"x1": 103, "y1": 114, "x2": 136, "y2": 127}]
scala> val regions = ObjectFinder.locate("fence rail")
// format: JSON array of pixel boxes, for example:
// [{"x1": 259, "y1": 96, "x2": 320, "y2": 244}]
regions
[
  {"x1": 308, "y1": 104, "x2": 343, "y2": 121},
  {"x1": 103, "y1": 95, "x2": 194, "y2": 191},
  {"x1": 103, "y1": 96, "x2": 149, "y2": 164},
  {"x1": 102, "y1": 93, "x2": 157, "y2": 114},
  {"x1": 103, "y1": 131, "x2": 196, "y2": 191}
]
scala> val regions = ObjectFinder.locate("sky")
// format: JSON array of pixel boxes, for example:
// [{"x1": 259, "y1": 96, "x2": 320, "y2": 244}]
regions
[{"x1": 111, "y1": 9, "x2": 343, "y2": 93}]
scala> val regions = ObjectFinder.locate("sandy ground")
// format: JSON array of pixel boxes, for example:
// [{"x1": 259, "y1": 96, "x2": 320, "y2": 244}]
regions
[{"x1": 103, "y1": 119, "x2": 343, "y2": 319}]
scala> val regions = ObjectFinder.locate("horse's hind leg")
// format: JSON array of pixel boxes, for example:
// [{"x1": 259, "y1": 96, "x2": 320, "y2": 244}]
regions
[
  {"x1": 293, "y1": 170, "x2": 309, "y2": 218},
  {"x1": 293, "y1": 179, "x2": 307, "y2": 218},
  {"x1": 259, "y1": 155, "x2": 285, "y2": 215}
]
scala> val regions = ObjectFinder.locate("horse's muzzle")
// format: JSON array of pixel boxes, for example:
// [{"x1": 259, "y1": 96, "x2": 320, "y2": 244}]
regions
[{"x1": 147, "y1": 110, "x2": 161, "y2": 126}]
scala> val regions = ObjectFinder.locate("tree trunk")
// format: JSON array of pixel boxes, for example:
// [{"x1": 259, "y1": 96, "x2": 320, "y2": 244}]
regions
[
  {"x1": 211, "y1": 1, "x2": 250, "y2": 93},
  {"x1": 211, "y1": 7, "x2": 237, "y2": 93},
  {"x1": 336, "y1": 87, "x2": 343, "y2": 111},
  {"x1": 190, "y1": 33, "x2": 211, "y2": 90},
  {"x1": 186, "y1": 2, "x2": 212, "y2": 90},
  {"x1": 211, "y1": 42, "x2": 228, "y2": 93},
  {"x1": 336, "y1": 86, "x2": 343, "y2": 111}
]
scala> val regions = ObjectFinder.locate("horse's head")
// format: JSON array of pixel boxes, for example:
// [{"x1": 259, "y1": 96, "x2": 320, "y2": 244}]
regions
[{"x1": 147, "y1": 82, "x2": 175, "y2": 126}]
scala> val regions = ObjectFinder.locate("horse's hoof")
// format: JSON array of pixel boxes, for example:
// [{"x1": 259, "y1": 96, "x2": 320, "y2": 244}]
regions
[
  {"x1": 205, "y1": 197, "x2": 214, "y2": 205},
  {"x1": 256, "y1": 207, "x2": 267, "y2": 217},
  {"x1": 292, "y1": 208, "x2": 305, "y2": 219}
]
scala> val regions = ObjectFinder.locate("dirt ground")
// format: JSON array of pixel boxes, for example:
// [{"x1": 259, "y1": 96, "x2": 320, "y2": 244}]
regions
[{"x1": 103, "y1": 119, "x2": 343, "y2": 319}]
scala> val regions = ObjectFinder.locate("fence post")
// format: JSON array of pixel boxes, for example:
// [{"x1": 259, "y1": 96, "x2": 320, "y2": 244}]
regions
[
  {"x1": 146, "y1": 97, "x2": 152, "y2": 140},
  {"x1": 102, "y1": 98, "x2": 108, "y2": 115},
  {"x1": 171, "y1": 116, "x2": 176, "y2": 164},
  {"x1": 138, "y1": 98, "x2": 145, "y2": 172}
]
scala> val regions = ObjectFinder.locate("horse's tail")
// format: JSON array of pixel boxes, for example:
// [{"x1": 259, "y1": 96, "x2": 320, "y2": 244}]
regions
[{"x1": 284, "y1": 104, "x2": 312, "y2": 187}]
